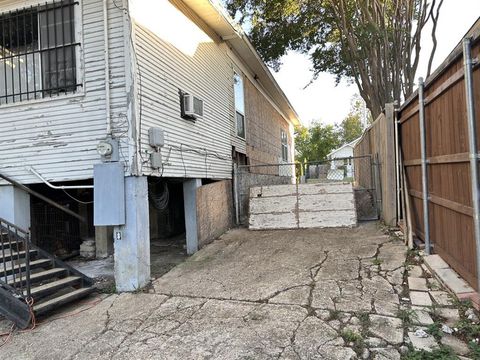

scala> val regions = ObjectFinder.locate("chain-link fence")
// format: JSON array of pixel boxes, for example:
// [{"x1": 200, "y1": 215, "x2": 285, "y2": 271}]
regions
[{"x1": 233, "y1": 155, "x2": 379, "y2": 225}]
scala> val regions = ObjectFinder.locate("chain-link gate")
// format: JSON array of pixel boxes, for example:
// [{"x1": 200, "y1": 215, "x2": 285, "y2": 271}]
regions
[{"x1": 233, "y1": 155, "x2": 379, "y2": 225}]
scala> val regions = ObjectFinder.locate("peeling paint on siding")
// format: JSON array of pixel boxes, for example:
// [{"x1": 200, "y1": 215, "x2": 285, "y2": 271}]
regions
[{"x1": 0, "y1": 0, "x2": 130, "y2": 184}]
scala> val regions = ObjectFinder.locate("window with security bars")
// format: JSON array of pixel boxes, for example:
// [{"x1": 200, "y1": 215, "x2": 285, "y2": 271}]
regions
[{"x1": 0, "y1": 0, "x2": 80, "y2": 105}]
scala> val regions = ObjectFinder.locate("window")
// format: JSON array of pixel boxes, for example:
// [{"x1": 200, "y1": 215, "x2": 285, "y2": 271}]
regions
[
  {"x1": 281, "y1": 130, "x2": 288, "y2": 162},
  {"x1": 234, "y1": 72, "x2": 245, "y2": 138},
  {"x1": 0, "y1": 0, "x2": 80, "y2": 105}
]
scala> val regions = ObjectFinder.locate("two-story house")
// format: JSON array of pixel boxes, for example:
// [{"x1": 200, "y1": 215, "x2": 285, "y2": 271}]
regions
[{"x1": 0, "y1": 0, "x2": 300, "y2": 303}]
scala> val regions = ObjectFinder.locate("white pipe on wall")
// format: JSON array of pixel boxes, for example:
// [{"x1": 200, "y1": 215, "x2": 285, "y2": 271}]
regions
[
  {"x1": 104, "y1": 0, "x2": 112, "y2": 135},
  {"x1": 28, "y1": 167, "x2": 94, "y2": 189}
]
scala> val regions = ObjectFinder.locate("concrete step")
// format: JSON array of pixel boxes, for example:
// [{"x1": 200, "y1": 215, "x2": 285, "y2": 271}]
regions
[
  {"x1": 8, "y1": 268, "x2": 68, "y2": 287},
  {"x1": 27, "y1": 276, "x2": 81, "y2": 299},
  {"x1": 33, "y1": 287, "x2": 95, "y2": 316},
  {"x1": 0, "y1": 258, "x2": 52, "y2": 278},
  {"x1": 0, "y1": 249, "x2": 37, "y2": 261},
  {"x1": 0, "y1": 241, "x2": 20, "y2": 251}
]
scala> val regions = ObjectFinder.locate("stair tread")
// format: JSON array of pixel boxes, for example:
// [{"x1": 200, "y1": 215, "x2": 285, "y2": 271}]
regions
[
  {"x1": 7, "y1": 268, "x2": 67, "y2": 286},
  {"x1": 33, "y1": 287, "x2": 95, "y2": 314},
  {"x1": 0, "y1": 258, "x2": 51, "y2": 273},
  {"x1": 28, "y1": 276, "x2": 81, "y2": 296},
  {"x1": 2, "y1": 249, "x2": 37, "y2": 258}
]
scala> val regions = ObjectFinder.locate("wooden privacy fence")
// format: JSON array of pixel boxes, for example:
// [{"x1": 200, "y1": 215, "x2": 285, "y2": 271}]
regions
[
  {"x1": 397, "y1": 20, "x2": 480, "y2": 290},
  {"x1": 354, "y1": 104, "x2": 397, "y2": 225}
]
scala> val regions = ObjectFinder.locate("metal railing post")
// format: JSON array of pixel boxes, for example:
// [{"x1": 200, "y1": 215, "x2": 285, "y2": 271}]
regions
[
  {"x1": 418, "y1": 77, "x2": 431, "y2": 254},
  {"x1": 463, "y1": 37, "x2": 480, "y2": 291},
  {"x1": 24, "y1": 233, "x2": 31, "y2": 298}
]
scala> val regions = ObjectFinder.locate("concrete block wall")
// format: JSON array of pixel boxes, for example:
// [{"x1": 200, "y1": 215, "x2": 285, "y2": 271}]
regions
[
  {"x1": 249, "y1": 183, "x2": 357, "y2": 230},
  {"x1": 196, "y1": 180, "x2": 233, "y2": 248}
]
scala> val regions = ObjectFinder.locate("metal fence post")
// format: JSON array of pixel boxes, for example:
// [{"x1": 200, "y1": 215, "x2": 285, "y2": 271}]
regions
[
  {"x1": 418, "y1": 77, "x2": 431, "y2": 254},
  {"x1": 463, "y1": 37, "x2": 480, "y2": 290}
]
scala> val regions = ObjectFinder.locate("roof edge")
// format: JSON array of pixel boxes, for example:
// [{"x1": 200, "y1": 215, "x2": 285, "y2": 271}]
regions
[{"x1": 181, "y1": 0, "x2": 301, "y2": 127}]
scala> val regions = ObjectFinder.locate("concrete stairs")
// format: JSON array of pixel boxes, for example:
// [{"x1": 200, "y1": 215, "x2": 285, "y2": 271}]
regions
[{"x1": 0, "y1": 219, "x2": 95, "y2": 328}]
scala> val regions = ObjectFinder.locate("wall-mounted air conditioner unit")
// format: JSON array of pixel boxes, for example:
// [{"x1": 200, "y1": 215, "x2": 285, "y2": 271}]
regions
[{"x1": 181, "y1": 92, "x2": 204, "y2": 120}]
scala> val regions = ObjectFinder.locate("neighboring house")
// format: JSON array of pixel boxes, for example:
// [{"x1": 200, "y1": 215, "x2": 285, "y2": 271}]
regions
[
  {"x1": 0, "y1": 0, "x2": 299, "y2": 294},
  {"x1": 326, "y1": 138, "x2": 360, "y2": 179}
]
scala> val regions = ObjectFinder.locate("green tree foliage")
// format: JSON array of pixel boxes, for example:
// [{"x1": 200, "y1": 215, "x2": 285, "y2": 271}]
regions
[
  {"x1": 338, "y1": 95, "x2": 371, "y2": 144},
  {"x1": 226, "y1": 0, "x2": 444, "y2": 118},
  {"x1": 295, "y1": 122, "x2": 341, "y2": 162},
  {"x1": 340, "y1": 115, "x2": 363, "y2": 145}
]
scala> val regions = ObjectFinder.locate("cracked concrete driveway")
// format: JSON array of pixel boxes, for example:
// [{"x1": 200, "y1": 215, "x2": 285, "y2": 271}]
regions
[{"x1": 0, "y1": 223, "x2": 408, "y2": 359}]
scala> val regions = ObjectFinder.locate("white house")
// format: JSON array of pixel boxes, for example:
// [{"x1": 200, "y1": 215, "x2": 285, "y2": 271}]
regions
[
  {"x1": 326, "y1": 138, "x2": 360, "y2": 179},
  {"x1": 0, "y1": 0, "x2": 300, "y2": 311}
]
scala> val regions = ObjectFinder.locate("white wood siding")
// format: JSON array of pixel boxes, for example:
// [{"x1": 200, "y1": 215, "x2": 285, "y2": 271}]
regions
[
  {"x1": 131, "y1": 8, "x2": 234, "y2": 179},
  {"x1": 0, "y1": 0, "x2": 129, "y2": 184}
]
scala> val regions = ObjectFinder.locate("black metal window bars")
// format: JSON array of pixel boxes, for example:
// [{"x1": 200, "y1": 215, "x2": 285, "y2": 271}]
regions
[{"x1": 0, "y1": 0, "x2": 81, "y2": 105}]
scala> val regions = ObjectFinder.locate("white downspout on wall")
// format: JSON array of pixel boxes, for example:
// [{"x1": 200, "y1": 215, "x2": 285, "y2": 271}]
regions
[{"x1": 104, "y1": 0, "x2": 112, "y2": 135}]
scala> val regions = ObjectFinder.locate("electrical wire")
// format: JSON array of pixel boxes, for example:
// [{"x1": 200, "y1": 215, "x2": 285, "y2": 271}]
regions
[
  {"x1": 149, "y1": 182, "x2": 169, "y2": 210},
  {"x1": 180, "y1": 144, "x2": 187, "y2": 177},
  {"x1": 0, "y1": 296, "x2": 103, "y2": 347},
  {"x1": 112, "y1": 0, "x2": 144, "y2": 173},
  {"x1": 62, "y1": 189, "x2": 94, "y2": 205}
]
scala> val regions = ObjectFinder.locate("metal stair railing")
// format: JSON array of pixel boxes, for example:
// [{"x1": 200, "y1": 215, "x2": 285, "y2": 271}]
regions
[{"x1": 0, "y1": 218, "x2": 31, "y2": 299}]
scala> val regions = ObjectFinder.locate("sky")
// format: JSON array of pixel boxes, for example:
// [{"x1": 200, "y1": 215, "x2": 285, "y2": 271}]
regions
[{"x1": 270, "y1": 1, "x2": 480, "y2": 127}]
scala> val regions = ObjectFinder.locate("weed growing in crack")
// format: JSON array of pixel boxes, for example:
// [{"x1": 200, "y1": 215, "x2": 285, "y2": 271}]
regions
[
  {"x1": 468, "y1": 341, "x2": 480, "y2": 358},
  {"x1": 426, "y1": 303, "x2": 441, "y2": 321},
  {"x1": 426, "y1": 322, "x2": 443, "y2": 340},
  {"x1": 405, "y1": 249, "x2": 421, "y2": 267},
  {"x1": 341, "y1": 329, "x2": 362, "y2": 342},
  {"x1": 454, "y1": 317, "x2": 480, "y2": 343},
  {"x1": 100, "y1": 282, "x2": 117, "y2": 294},
  {"x1": 357, "y1": 312, "x2": 370, "y2": 326},
  {"x1": 451, "y1": 298, "x2": 473, "y2": 314},
  {"x1": 396, "y1": 308, "x2": 418, "y2": 327},
  {"x1": 371, "y1": 258, "x2": 383, "y2": 266},
  {"x1": 340, "y1": 329, "x2": 364, "y2": 354},
  {"x1": 326, "y1": 309, "x2": 341, "y2": 321},
  {"x1": 426, "y1": 280, "x2": 440, "y2": 290},
  {"x1": 356, "y1": 312, "x2": 372, "y2": 338},
  {"x1": 402, "y1": 344, "x2": 457, "y2": 360}
]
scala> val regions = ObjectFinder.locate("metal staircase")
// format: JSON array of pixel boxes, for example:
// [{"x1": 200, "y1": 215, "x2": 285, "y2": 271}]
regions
[{"x1": 0, "y1": 218, "x2": 95, "y2": 329}]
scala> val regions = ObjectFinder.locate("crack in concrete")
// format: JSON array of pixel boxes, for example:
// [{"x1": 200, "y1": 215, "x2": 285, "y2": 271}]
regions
[
  {"x1": 309, "y1": 251, "x2": 329, "y2": 280},
  {"x1": 263, "y1": 284, "x2": 310, "y2": 304},
  {"x1": 107, "y1": 295, "x2": 172, "y2": 359},
  {"x1": 64, "y1": 295, "x2": 118, "y2": 360},
  {"x1": 276, "y1": 314, "x2": 308, "y2": 360}
]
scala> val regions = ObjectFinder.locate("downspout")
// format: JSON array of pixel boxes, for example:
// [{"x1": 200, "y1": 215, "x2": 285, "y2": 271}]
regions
[
  {"x1": 418, "y1": 77, "x2": 431, "y2": 255},
  {"x1": 463, "y1": 37, "x2": 480, "y2": 291},
  {"x1": 104, "y1": 0, "x2": 112, "y2": 135}
]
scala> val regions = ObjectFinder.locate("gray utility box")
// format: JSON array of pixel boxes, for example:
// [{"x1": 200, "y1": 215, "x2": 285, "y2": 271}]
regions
[
  {"x1": 148, "y1": 127, "x2": 165, "y2": 148},
  {"x1": 94, "y1": 162, "x2": 125, "y2": 226}
]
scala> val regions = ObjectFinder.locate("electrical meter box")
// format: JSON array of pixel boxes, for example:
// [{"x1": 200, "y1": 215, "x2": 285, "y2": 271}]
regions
[{"x1": 148, "y1": 127, "x2": 165, "y2": 148}]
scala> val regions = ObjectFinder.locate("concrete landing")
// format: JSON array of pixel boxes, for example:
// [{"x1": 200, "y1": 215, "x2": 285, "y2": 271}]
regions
[{"x1": 249, "y1": 182, "x2": 357, "y2": 230}]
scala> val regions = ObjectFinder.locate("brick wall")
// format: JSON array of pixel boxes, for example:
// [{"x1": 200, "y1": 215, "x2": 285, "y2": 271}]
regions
[
  {"x1": 244, "y1": 78, "x2": 292, "y2": 167},
  {"x1": 196, "y1": 180, "x2": 233, "y2": 248}
]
